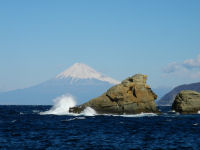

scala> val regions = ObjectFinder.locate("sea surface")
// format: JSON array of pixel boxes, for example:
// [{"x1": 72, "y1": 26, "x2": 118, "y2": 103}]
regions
[{"x1": 1, "y1": 105, "x2": 200, "y2": 150}]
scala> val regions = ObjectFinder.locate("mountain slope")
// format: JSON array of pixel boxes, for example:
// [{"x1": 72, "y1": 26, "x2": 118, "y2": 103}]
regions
[
  {"x1": 157, "y1": 82, "x2": 200, "y2": 106},
  {"x1": 0, "y1": 63, "x2": 120, "y2": 105},
  {"x1": 56, "y1": 63, "x2": 119, "y2": 84}
]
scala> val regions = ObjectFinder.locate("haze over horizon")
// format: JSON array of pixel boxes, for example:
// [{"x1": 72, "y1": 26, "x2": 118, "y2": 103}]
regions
[{"x1": 0, "y1": 0, "x2": 200, "y2": 92}]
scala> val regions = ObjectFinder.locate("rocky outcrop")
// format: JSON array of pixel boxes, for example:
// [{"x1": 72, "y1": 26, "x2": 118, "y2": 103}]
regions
[
  {"x1": 69, "y1": 74, "x2": 159, "y2": 114},
  {"x1": 172, "y1": 90, "x2": 200, "y2": 114}
]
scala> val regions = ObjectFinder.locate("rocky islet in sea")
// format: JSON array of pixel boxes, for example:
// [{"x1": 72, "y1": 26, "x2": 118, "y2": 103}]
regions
[
  {"x1": 172, "y1": 90, "x2": 200, "y2": 114},
  {"x1": 69, "y1": 74, "x2": 159, "y2": 114}
]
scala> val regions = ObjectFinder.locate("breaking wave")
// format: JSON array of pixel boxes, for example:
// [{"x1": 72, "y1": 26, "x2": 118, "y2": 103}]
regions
[
  {"x1": 39, "y1": 95, "x2": 97, "y2": 116},
  {"x1": 40, "y1": 95, "x2": 76, "y2": 115},
  {"x1": 81, "y1": 107, "x2": 97, "y2": 116}
]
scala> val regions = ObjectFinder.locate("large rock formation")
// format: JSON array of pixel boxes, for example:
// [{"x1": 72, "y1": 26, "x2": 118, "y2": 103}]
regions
[
  {"x1": 172, "y1": 90, "x2": 200, "y2": 114},
  {"x1": 69, "y1": 74, "x2": 159, "y2": 114}
]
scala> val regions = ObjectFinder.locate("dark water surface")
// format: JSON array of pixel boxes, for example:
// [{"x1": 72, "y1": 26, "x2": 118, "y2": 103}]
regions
[{"x1": 0, "y1": 106, "x2": 200, "y2": 150}]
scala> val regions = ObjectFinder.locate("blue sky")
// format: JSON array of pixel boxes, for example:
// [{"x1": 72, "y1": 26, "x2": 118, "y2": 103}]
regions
[{"x1": 0, "y1": 0, "x2": 200, "y2": 91}]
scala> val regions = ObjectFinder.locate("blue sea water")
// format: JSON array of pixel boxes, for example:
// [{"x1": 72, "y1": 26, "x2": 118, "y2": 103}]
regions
[{"x1": 0, "y1": 105, "x2": 200, "y2": 150}]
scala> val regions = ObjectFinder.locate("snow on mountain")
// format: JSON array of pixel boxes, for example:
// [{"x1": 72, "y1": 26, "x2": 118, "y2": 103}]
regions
[{"x1": 56, "y1": 63, "x2": 120, "y2": 85}]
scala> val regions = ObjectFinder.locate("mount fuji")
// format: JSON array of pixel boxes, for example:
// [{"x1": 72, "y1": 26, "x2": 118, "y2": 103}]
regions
[{"x1": 0, "y1": 63, "x2": 120, "y2": 105}]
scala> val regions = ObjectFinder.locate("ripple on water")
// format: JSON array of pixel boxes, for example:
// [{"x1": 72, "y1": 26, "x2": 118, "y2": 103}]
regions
[{"x1": 1, "y1": 105, "x2": 200, "y2": 149}]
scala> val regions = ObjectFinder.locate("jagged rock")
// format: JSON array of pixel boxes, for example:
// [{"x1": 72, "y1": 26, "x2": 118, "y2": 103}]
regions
[
  {"x1": 172, "y1": 90, "x2": 200, "y2": 114},
  {"x1": 69, "y1": 74, "x2": 159, "y2": 114}
]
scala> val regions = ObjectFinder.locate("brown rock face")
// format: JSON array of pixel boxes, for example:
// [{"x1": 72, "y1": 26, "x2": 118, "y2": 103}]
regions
[
  {"x1": 172, "y1": 90, "x2": 200, "y2": 114},
  {"x1": 69, "y1": 74, "x2": 158, "y2": 114}
]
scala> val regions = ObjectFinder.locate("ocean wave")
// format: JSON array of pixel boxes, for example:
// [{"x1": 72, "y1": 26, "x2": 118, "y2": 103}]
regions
[
  {"x1": 80, "y1": 107, "x2": 97, "y2": 116},
  {"x1": 39, "y1": 95, "x2": 97, "y2": 116},
  {"x1": 39, "y1": 95, "x2": 158, "y2": 117},
  {"x1": 39, "y1": 95, "x2": 77, "y2": 115}
]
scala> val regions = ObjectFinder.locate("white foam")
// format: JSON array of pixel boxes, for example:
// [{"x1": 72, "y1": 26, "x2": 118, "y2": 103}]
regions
[
  {"x1": 198, "y1": 111, "x2": 200, "y2": 114},
  {"x1": 33, "y1": 110, "x2": 40, "y2": 113},
  {"x1": 64, "y1": 117, "x2": 86, "y2": 122},
  {"x1": 40, "y1": 95, "x2": 77, "y2": 115},
  {"x1": 121, "y1": 113, "x2": 157, "y2": 117},
  {"x1": 76, "y1": 117, "x2": 86, "y2": 120},
  {"x1": 11, "y1": 120, "x2": 16, "y2": 123},
  {"x1": 104, "y1": 113, "x2": 157, "y2": 117},
  {"x1": 81, "y1": 107, "x2": 97, "y2": 116}
]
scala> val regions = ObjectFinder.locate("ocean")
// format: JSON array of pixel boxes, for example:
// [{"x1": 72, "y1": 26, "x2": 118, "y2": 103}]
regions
[{"x1": 1, "y1": 104, "x2": 200, "y2": 149}]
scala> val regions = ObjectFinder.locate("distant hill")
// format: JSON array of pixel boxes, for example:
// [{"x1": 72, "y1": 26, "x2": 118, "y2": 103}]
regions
[
  {"x1": 0, "y1": 63, "x2": 120, "y2": 105},
  {"x1": 153, "y1": 87, "x2": 172, "y2": 102},
  {"x1": 157, "y1": 82, "x2": 200, "y2": 106}
]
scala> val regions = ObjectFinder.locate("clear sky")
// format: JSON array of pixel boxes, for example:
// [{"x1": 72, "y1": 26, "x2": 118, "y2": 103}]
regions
[{"x1": 0, "y1": 0, "x2": 200, "y2": 91}]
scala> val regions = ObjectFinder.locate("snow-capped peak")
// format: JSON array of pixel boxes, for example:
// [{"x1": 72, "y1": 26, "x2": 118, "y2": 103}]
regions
[{"x1": 56, "y1": 63, "x2": 120, "y2": 85}]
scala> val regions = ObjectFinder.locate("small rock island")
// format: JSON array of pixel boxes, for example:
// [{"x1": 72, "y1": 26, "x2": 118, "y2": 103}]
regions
[
  {"x1": 69, "y1": 74, "x2": 159, "y2": 114},
  {"x1": 172, "y1": 90, "x2": 200, "y2": 114}
]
